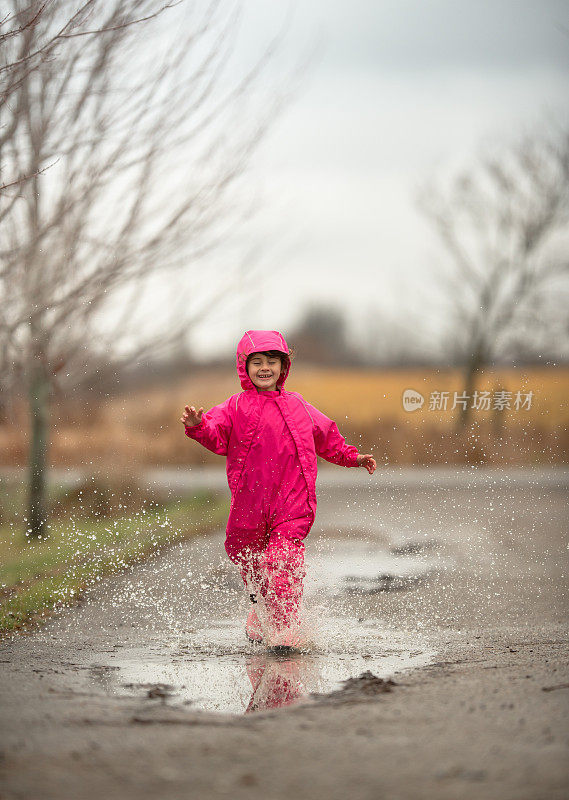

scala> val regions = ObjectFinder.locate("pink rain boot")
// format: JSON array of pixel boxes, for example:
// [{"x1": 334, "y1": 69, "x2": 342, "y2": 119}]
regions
[{"x1": 245, "y1": 609, "x2": 264, "y2": 644}]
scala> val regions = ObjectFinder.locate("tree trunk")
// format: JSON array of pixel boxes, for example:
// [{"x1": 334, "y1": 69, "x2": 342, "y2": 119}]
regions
[
  {"x1": 491, "y1": 382, "x2": 505, "y2": 439},
  {"x1": 455, "y1": 348, "x2": 485, "y2": 431},
  {"x1": 27, "y1": 361, "x2": 50, "y2": 539}
]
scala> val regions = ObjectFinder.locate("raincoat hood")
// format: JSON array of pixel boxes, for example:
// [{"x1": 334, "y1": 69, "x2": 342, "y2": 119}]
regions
[{"x1": 236, "y1": 330, "x2": 290, "y2": 391}]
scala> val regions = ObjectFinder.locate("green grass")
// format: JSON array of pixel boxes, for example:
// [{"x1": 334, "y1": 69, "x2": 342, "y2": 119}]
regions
[{"x1": 0, "y1": 490, "x2": 229, "y2": 636}]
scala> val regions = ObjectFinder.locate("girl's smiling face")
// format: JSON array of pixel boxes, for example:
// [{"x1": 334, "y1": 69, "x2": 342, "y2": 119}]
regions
[{"x1": 247, "y1": 352, "x2": 282, "y2": 391}]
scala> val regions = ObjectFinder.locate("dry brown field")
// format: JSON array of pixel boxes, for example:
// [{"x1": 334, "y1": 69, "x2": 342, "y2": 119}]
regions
[{"x1": 1, "y1": 365, "x2": 567, "y2": 467}]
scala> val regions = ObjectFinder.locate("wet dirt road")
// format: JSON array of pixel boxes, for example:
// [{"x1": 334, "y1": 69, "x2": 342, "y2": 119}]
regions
[{"x1": 1, "y1": 468, "x2": 568, "y2": 799}]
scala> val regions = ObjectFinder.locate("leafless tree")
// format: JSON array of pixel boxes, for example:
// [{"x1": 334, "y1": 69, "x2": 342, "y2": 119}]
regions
[
  {"x1": 417, "y1": 123, "x2": 569, "y2": 429},
  {"x1": 0, "y1": 1, "x2": 183, "y2": 193},
  {"x1": 0, "y1": 0, "x2": 294, "y2": 537}
]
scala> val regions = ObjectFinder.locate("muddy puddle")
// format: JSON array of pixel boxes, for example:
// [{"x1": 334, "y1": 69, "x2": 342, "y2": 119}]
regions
[{"x1": 74, "y1": 533, "x2": 448, "y2": 714}]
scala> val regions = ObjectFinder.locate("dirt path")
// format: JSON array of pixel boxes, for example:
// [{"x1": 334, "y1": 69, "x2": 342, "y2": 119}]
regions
[{"x1": 1, "y1": 469, "x2": 568, "y2": 800}]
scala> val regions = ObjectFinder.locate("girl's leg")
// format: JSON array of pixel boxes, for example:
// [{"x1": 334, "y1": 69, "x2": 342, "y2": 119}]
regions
[
  {"x1": 226, "y1": 542, "x2": 267, "y2": 642},
  {"x1": 257, "y1": 531, "x2": 306, "y2": 638},
  {"x1": 230, "y1": 534, "x2": 306, "y2": 643},
  {"x1": 225, "y1": 510, "x2": 310, "y2": 644},
  {"x1": 234, "y1": 550, "x2": 266, "y2": 643},
  {"x1": 225, "y1": 507, "x2": 270, "y2": 605}
]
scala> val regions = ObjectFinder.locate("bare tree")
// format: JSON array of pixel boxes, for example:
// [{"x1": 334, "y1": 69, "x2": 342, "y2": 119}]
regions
[
  {"x1": 417, "y1": 124, "x2": 569, "y2": 429},
  {"x1": 0, "y1": 0, "x2": 292, "y2": 537}
]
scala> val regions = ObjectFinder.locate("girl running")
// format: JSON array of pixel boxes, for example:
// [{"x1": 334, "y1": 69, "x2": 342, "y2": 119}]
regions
[{"x1": 181, "y1": 329, "x2": 376, "y2": 650}]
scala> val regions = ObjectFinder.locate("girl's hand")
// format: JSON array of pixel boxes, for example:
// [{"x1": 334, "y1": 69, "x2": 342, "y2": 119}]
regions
[
  {"x1": 357, "y1": 454, "x2": 376, "y2": 474},
  {"x1": 181, "y1": 404, "x2": 204, "y2": 427}
]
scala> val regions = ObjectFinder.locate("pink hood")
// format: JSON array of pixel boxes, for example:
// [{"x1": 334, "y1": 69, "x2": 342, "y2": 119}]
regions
[{"x1": 236, "y1": 330, "x2": 290, "y2": 391}]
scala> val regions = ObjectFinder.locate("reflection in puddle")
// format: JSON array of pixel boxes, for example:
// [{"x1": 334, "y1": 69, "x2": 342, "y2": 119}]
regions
[{"x1": 244, "y1": 654, "x2": 308, "y2": 713}]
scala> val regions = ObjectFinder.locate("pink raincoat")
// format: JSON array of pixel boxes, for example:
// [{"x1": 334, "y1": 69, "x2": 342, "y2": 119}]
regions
[{"x1": 184, "y1": 330, "x2": 360, "y2": 637}]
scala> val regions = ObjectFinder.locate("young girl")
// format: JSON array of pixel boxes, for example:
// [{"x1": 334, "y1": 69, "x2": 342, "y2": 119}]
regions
[{"x1": 180, "y1": 329, "x2": 376, "y2": 650}]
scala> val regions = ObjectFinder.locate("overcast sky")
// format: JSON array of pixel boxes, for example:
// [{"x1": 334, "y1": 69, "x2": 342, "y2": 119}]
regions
[{"x1": 180, "y1": 0, "x2": 569, "y2": 360}]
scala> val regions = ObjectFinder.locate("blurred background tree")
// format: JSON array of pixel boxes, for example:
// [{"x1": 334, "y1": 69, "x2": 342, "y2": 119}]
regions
[
  {"x1": 0, "y1": 0, "x2": 291, "y2": 537},
  {"x1": 290, "y1": 305, "x2": 359, "y2": 366},
  {"x1": 418, "y1": 123, "x2": 569, "y2": 430}
]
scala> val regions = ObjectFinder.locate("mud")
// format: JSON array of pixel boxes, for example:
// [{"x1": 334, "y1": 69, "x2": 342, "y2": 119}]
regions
[{"x1": 1, "y1": 468, "x2": 568, "y2": 800}]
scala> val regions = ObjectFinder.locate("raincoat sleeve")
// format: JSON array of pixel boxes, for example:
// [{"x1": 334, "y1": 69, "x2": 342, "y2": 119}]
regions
[
  {"x1": 304, "y1": 400, "x2": 360, "y2": 468},
  {"x1": 184, "y1": 396, "x2": 235, "y2": 456}
]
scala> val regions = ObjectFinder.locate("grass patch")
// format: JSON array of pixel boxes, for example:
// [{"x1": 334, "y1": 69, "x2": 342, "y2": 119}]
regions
[{"x1": 0, "y1": 488, "x2": 228, "y2": 637}]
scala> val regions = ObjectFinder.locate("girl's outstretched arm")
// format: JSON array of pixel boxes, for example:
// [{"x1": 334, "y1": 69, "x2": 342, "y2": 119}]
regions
[
  {"x1": 181, "y1": 396, "x2": 235, "y2": 456},
  {"x1": 303, "y1": 400, "x2": 362, "y2": 469}
]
